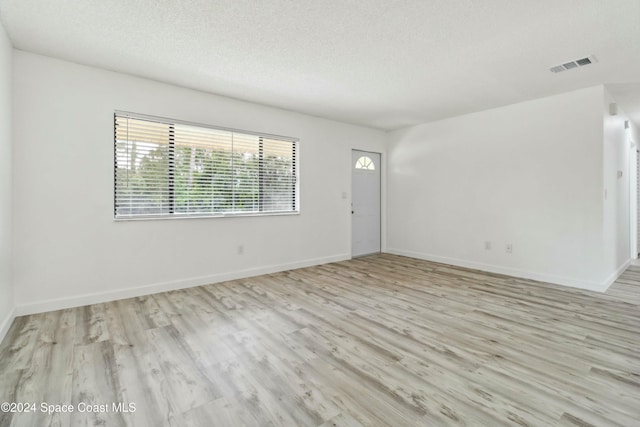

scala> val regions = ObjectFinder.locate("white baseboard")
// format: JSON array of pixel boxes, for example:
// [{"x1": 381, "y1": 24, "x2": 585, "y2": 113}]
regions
[
  {"x1": 12, "y1": 250, "x2": 630, "y2": 317},
  {"x1": 15, "y1": 254, "x2": 350, "y2": 316},
  {"x1": 385, "y1": 248, "x2": 611, "y2": 292},
  {"x1": 0, "y1": 306, "x2": 16, "y2": 344},
  {"x1": 601, "y1": 259, "x2": 630, "y2": 291}
]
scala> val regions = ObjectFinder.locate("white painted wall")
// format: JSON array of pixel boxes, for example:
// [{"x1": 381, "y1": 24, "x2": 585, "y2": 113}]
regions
[
  {"x1": 12, "y1": 51, "x2": 386, "y2": 313},
  {"x1": 0, "y1": 23, "x2": 13, "y2": 339},
  {"x1": 633, "y1": 122, "x2": 640, "y2": 257},
  {"x1": 602, "y1": 89, "x2": 635, "y2": 279},
  {"x1": 387, "y1": 86, "x2": 611, "y2": 291}
]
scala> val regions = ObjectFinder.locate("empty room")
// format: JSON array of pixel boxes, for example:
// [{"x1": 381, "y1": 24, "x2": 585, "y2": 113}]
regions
[{"x1": 1, "y1": 1, "x2": 639, "y2": 426}]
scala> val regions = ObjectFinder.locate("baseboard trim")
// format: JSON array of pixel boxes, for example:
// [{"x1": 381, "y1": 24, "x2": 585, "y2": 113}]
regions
[
  {"x1": 13, "y1": 250, "x2": 628, "y2": 316},
  {"x1": 385, "y1": 248, "x2": 610, "y2": 292},
  {"x1": 0, "y1": 306, "x2": 16, "y2": 344},
  {"x1": 15, "y1": 254, "x2": 350, "y2": 316},
  {"x1": 601, "y1": 259, "x2": 630, "y2": 291}
]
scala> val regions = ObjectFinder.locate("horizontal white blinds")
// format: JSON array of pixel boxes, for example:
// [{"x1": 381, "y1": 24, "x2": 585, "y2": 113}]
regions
[{"x1": 114, "y1": 114, "x2": 298, "y2": 218}]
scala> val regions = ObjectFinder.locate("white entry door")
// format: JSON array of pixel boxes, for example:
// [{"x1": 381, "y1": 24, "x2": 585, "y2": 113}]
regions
[{"x1": 352, "y1": 150, "x2": 381, "y2": 257}]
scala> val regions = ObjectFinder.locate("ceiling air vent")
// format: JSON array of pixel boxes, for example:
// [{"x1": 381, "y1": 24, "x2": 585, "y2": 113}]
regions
[
  {"x1": 550, "y1": 55, "x2": 597, "y2": 73},
  {"x1": 576, "y1": 57, "x2": 592, "y2": 66}
]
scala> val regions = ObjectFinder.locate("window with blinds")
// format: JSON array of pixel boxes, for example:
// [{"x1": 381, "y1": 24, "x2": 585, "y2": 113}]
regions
[{"x1": 114, "y1": 113, "x2": 298, "y2": 219}]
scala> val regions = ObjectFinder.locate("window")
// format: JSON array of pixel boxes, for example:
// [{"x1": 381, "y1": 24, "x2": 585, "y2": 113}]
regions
[
  {"x1": 114, "y1": 112, "x2": 298, "y2": 219},
  {"x1": 355, "y1": 156, "x2": 375, "y2": 170}
]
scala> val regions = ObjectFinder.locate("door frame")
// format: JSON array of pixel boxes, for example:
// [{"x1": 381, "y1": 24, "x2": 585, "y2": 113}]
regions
[
  {"x1": 351, "y1": 149, "x2": 382, "y2": 257},
  {"x1": 631, "y1": 142, "x2": 638, "y2": 259}
]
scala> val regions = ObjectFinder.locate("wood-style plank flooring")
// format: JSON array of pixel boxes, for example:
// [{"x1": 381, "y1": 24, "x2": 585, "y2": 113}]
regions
[{"x1": 0, "y1": 254, "x2": 639, "y2": 426}]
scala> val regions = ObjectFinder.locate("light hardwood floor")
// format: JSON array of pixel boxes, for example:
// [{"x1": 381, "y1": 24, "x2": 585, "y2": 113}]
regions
[{"x1": 0, "y1": 254, "x2": 639, "y2": 426}]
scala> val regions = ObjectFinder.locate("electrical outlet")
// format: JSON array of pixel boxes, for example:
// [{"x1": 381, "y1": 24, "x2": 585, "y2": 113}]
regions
[
  {"x1": 506, "y1": 243, "x2": 513, "y2": 254},
  {"x1": 484, "y1": 241, "x2": 491, "y2": 250}
]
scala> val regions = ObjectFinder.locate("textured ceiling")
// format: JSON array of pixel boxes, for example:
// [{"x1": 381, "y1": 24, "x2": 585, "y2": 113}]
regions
[{"x1": 1, "y1": 0, "x2": 639, "y2": 130}]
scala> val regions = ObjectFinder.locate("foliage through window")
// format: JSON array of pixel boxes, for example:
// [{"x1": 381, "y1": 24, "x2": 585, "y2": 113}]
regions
[{"x1": 114, "y1": 113, "x2": 298, "y2": 218}]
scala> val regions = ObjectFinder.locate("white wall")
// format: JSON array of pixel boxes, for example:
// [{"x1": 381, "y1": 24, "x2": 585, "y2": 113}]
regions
[
  {"x1": 629, "y1": 136, "x2": 637, "y2": 260},
  {"x1": 0, "y1": 23, "x2": 13, "y2": 340},
  {"x1": 12, "y1": 51, "x2": 386, "y2": 313},
  {"x1": 633, "y1": 122, "x2": 640, "y2": 257},
  {"x1": 387, "y1": 86, "x2": 611, "y2": 291},
  {"x1": 602, "y1": 89, "x2": 634, "y2": 278}
]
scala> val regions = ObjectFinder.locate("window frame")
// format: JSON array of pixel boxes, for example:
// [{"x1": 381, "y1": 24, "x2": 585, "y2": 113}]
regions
[{"x1": 113, "y1": 111, "x2": 300, "y2": 221}]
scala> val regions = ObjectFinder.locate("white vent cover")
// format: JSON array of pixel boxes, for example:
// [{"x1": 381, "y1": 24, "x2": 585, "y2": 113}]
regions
[{"x1": 550, "y1": 55, "x2": 597, "y2": 73}]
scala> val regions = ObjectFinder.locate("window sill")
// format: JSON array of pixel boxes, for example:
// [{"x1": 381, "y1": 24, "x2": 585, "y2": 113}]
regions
[{"x1": 114, "y1": 210, "x2": 300, "y2": 222}]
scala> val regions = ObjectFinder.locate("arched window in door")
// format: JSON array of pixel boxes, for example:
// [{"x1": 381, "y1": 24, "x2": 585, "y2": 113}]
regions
[{"x1": 355, "y1": 156, "x2": 375, "y2": 170}]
